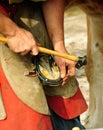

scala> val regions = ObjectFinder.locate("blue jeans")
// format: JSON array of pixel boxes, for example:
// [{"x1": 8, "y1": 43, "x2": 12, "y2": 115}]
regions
[{"x1": 50, "y1": 109, "x2": 85, "y2": 130}]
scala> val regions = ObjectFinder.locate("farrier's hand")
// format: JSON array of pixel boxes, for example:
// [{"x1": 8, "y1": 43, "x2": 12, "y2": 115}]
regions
[
  {"x1": 7, "y1": 27, "x2": 39, "y2": 56},
  {"x1": 54, "y1": 51, "x2": 76, "y2": 86},
  {"x1": 0, "y1": 12, "x2": 39, "y2": 55}
]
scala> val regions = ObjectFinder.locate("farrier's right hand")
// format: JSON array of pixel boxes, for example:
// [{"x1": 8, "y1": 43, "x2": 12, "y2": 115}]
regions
[{"x1": 6, "y1": 27, "x2": 39, "y2": 56}]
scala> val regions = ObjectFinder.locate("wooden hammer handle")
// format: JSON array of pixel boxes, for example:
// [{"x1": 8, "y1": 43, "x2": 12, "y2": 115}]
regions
[
  {"x1": 0, "y1": 36, "x2": 78, "y2": 62},
  {"x1": 72, "y1": 127, "x2": 80, "y2": 130}
]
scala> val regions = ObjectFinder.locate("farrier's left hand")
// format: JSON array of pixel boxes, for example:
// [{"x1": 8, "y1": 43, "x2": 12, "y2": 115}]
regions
[{"x1": 54, "y1": 52, "x2": 76, "y2": 86}]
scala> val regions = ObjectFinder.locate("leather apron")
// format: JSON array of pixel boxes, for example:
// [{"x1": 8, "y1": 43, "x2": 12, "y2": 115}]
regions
[{"x1": 0, "y1": 2, "x2": 78, "y2": 120}]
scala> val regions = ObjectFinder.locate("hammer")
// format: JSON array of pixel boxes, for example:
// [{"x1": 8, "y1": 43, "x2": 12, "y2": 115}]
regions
[{"x1": 0, "y1": 36, "x2": 87, "y2": 69}]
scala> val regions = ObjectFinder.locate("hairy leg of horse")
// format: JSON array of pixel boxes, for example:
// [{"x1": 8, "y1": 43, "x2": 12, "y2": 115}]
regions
[{"x1": 85, "y1": 15, "x2": 103, "y2": 128}]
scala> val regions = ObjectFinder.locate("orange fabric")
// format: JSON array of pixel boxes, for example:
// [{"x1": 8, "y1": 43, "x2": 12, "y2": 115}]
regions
[
  {"x1": 0, "y1": 66, "x2": 53, "y2": 130},
  {"x1": 46, "y1": 88, "x2": 88, "y2": 119}
]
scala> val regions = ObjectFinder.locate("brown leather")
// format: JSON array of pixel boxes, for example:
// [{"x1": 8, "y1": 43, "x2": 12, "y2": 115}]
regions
[
  {"x1": 44, "y1": 77, "x2": 78, "y2": 98},
  {"x1": 0, "y1": 2, "x2": 78, "y2": 119},
  {"x1": 0, "y1": 44, "x2": 50, "y2": 115}
]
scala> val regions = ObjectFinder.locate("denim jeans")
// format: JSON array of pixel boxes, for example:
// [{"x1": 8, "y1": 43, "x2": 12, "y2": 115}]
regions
[{"x1": 50, "y1": 109, "x2": 85, "y2": 130}]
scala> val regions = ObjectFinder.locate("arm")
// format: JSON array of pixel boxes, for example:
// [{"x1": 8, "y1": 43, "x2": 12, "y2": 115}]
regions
[
  {"x1": 42, "y1": 0, "x2": 76, "y2": 85},
  {"x1": 0, "y1": 11, "x2": 39, "y2": 55},
  {"x1": 42, "y1": 0, "x2": 65, "y2": 50}
]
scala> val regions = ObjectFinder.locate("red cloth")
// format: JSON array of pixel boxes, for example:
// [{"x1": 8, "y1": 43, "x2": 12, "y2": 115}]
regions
[
  {"x1": 0, "y1": 66, "x2": 53, "y2": 130},
  {"x1": 0, "y1": 4, "x2": 9, "y2": 16},
  {"x1": 46, "y1": 87, "x2": 88, "y2": 119},
  {"x1": 0, "y1": 3, "x2": 17, "y2": 17}
]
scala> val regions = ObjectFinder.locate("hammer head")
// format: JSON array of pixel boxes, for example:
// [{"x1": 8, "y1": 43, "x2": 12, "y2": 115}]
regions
[{"x1": 76, "y1": 56, "x2": 87, "y2": 69}]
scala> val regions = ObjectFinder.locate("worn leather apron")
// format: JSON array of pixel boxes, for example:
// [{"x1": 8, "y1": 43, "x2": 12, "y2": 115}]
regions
[{"x1": 0, "y1": 2, "x2": 78, "y2": 120}]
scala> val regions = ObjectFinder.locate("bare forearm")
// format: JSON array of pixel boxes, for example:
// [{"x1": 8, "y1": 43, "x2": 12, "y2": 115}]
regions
[
  {"x1": 42, "y1": 1, "x2": 76, "y2": 83},
  {"x1": 0, "y1": 11, "x2": 18, "y2": 37},
  {"x1": 42, "y1": 0, "x2": 66, "y2": 52}
]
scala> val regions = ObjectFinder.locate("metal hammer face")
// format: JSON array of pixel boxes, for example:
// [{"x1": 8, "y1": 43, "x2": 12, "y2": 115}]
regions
[{"x1": 76, "y1": 56, "x2": 87, "y2": 69}]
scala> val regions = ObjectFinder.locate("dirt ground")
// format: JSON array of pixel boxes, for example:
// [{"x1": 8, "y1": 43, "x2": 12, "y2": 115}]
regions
[{"x1": 64, "y1": 7, "x2": 89, "y2": 125}]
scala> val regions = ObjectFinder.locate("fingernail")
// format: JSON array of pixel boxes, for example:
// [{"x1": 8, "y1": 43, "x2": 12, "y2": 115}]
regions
[{"x1": 61, "y1": 74, "x2": 65, "y2": 78}]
